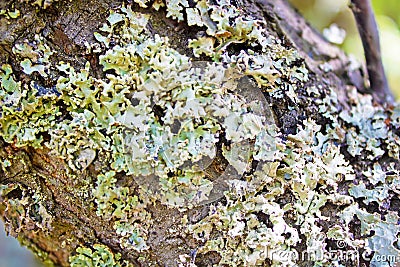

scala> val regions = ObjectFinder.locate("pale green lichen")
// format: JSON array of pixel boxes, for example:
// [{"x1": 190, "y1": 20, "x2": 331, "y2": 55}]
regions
[
  {"x1": 93, "y1": 171, "x2": 149, "y2": 251},
  {"x1": 114, "y1": 221, "x2": 148, "y2": 251},
  {"x1": 8, "y1": 9, "x2": 20, "y2": 18},
  {"x1": 69, "y1": 244, "x2": 131, "y2": 267},
  {"x1": 349, "y1": 181, "x2": 389, "y2": 205},
  {"x1": 1, "y1": 158, "x2": 11, "y2": 169},
  {"x1": 1, "y1": 0, "x2": 400, "y2": 266},
  {"x1": 185, "y1": 83, "x2": 399, "y2": 266},
  {"x1": 340, "y1": 205, "x2": 400, "y2": 267},
  {"x1": 25, "y1": 0, "x2": 60, "y2": 9},
  {"x1": 3, "y1": 183, "x2": 52, "y2": 232},
  {"x1": 13, "y1": 35, "x2": 54, "y2": 78},
  {"x1": 0, "y1": 36, "x2": 58, "y2": 147},
  {"x1": 340, "y1": 88, "x2": 388, "y2": 160},
  {"x1": 0, "y1": 182, "x2": 55, "y2": 263},
  {"x1": 0, "y1": 9, "x2": 20, "y2": 20},
  {"x1": 0, "y1": 64, "x2": 59, "y2": 148},
  {"x1": 85, "y1": 6, "x2": 276, "y2": 208}
]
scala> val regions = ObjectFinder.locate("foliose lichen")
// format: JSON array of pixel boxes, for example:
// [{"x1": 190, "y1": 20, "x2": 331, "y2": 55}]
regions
[
  {"x1": 1, "y1": 0, "x2": 400, "y2": 266},
  {"x1": 69, "y1": 244, "x2": 132, "y2": 267},
  {"x1": 0, "y1": 8, "x2": 20, "y2": 19}
]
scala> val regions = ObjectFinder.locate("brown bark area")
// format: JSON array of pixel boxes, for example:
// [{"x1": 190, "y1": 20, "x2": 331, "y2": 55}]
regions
[{"x1": 0, "y1": 0, "x2": 392, "y2": 266}]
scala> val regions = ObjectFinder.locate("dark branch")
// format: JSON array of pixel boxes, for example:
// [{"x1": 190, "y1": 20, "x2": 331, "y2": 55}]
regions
[{"x1": 350, "y1": 0, "x2": 394, "y2": 105}]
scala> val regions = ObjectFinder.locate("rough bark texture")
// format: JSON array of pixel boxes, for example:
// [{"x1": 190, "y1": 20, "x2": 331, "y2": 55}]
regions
[{"x1": 1, "y1": 0, "x2": 399, "y2": 267}]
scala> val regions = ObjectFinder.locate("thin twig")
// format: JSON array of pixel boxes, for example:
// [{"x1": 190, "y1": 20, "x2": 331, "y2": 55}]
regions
[{"x1": 350, "y1": 0, "x2": 394, "y2": 105}]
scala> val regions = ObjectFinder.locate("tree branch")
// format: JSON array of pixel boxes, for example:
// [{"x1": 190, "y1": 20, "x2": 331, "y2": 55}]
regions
[{"x1": 350, "y1": 0, "x2": 394, "y2": 105}]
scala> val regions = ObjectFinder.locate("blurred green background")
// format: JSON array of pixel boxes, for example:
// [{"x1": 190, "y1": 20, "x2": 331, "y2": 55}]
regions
[
  {"x1": 290, "y1": 0, "x2": 400, "y2": 99},
  {"x1": 1, "y1": 1, "x2": 400, "y2": 266}
]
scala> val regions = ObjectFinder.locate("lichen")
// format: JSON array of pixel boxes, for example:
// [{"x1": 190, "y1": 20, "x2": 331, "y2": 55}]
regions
[
  {"x1": 0, "y1": 63, "x2": 59, "y2": 148},
  {"x1": 340, "y1": 206, "x2": 400, "y2": 267},
  {"x1": 0, "y1": 182, "x2": 55, "y2": 264},
  {"x1": 1, "y1": 0, "x2": 400, "y2": 266},
  {"x1": 69, "y1": 244, "x2": 131, "y2": 267},
  {"x1": 93, "y1": 171, "x2": 149, "y2": 251},
  {"x1": 28, "y1": 0, "x2": 60, "y2": 9},
  {"x1": 0, "y1": 8, "x2": 20, "y2": 19}
]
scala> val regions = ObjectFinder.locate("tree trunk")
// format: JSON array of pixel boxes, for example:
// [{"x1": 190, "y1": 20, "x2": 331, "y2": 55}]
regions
[{"x1": 1, "y1": 0, "x2": 399, "y2": 266}]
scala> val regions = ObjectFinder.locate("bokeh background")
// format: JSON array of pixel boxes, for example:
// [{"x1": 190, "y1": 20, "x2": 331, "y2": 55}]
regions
[
  {"x1": 290, "y1": 0, "x2": 400, "y2": 99},
  {"x1": 0, "y1": 221, "x2": 42, "y2": 267},
  {"x1": 1, "y1": 0, "x2": 400, "y2": 266}
]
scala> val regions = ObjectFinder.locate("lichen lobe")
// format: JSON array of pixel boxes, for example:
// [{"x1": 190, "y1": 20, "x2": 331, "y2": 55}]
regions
[{"x1": 1, "y1": 0, "x2": 400, "y2": 267}]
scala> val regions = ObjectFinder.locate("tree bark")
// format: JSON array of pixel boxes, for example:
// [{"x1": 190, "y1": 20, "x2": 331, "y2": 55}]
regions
[{"x1": 1, "y1": 0, "x2": 399, "y2": 266}]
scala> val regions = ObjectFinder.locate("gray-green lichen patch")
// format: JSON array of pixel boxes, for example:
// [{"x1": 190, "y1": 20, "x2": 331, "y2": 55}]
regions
[
  {"x1": 0, "y1": 182, "x2": 55, "y2": 264},
  {"x1": 13, "y1": 35, "x2": 54, "y2": 78},
  {"x1": 1, "y1": 0, "x2": 400, "y2": 266},
  {"x1": 58, "y1": 5, "x2": 279, "y2": 208},
  {"x1": 0, "y1": 182, "x2": 53, "y2": 234},
  {"x1": 0, "y1": 62, "x2": 60, "y2": 148},
  {"x1": 186, "y1": 117, "x2": 357, "y2": 266},
  {"x1": 28, "y1": 0, "x2": 60, "y2": 9},
  {"x1": 69, "y1": 243, "x2": 132, "y2": 267},
  {"x1": 93, "y1": 171, "x2": 149, "y2": 251},
  {"x1": 0, "y1": 8, "x2": 20, "y2": 20},
  {"x1": 182, "y1": 87, "x2": 400, "y2": 266}
]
